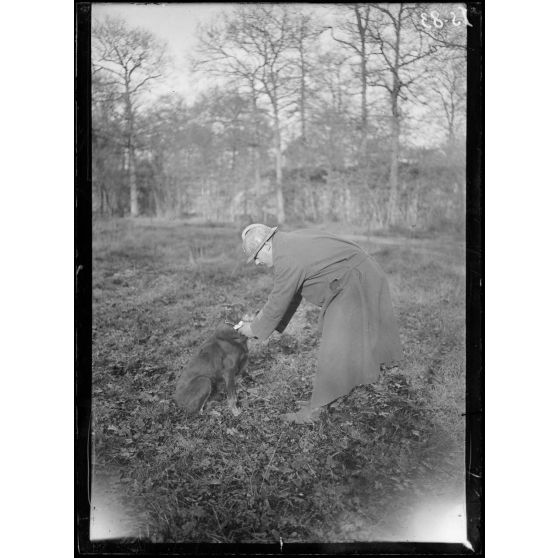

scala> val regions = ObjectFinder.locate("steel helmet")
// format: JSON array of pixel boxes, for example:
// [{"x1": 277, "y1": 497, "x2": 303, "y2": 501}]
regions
[{"x1": 241, "y1": 223, "x2": 278, "y2": 263}]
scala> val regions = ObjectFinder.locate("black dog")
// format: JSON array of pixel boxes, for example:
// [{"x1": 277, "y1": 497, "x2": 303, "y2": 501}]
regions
[{"x1": 174, "y1": 324, "x2": 248, "y2": 416}]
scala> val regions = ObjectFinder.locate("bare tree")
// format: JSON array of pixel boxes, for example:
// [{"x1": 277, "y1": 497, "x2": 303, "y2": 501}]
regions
[
  {"x1": 92, "y1": 15, "x2": 167, "y2": 217},
  {"x1": 290, "y1": 9, "x2": 323, "y2": 145},
  {"x1": 92, "y1": 63, "x2": 130, "y2": 216},
  {"x1": 328, "y1": 4, "x2": 373, "y2": 159},
  {"x1": 363, "y1": 3, "x2": 443, "y2": 225},
  {"x1": 195, "y1": 18, "x2": 265, "y2": 200},
  {"x1": 194, "y1": 5, "x2": 297, "y2": 224},
  {"x1": 90, "y1": 5, "x2": 467, "y2": 231},
  {"x1": 430, "y1": 55, "x2": 466, "y2": 147},
  {"x1": 311, "y1": 50, "x2": 357, "y2": 169}
]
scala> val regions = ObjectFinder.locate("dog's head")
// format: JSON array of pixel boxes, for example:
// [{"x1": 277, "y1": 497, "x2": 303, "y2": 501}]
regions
[{"x1": 216, "y1": 322, "x2": 249, "y2": 346}]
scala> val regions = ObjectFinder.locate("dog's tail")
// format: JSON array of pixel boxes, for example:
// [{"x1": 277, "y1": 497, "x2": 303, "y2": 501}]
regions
[{"x1": 174, "y1": 377, "x2": 212, "y2": 415}]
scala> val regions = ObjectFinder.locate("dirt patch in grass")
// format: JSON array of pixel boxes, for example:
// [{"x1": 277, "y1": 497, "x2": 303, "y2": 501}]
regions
[{"x1": 91, "y1": 219, "x2": 466, "y2": 543}]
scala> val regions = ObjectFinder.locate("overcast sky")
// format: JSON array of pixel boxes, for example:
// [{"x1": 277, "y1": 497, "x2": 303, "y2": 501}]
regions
[
  {"x1": 92, "y1": 3, "x2": 339, "y2": 104},
  {"x1": 93, "y1": 3, "x2": 239, "y2": 102}
]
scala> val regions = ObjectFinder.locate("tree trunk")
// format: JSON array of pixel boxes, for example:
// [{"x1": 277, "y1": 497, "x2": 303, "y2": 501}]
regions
[
  {"x1": 124, "y1": 89, "x2": 139, "y2": 217},
  {"x1": 273, "y1": 105, "x2": 285, "y2": 224},
  {"x1": 244, "y1": 165, "x2": 249, "y2": 217},
  {"x1": 448, "y1": 99, "x2": 456, "y2": 147},
  {"x1": 253, "y1": 147, "x2": 261, "y2": 196},
  {"x1": 344, "y1": 186, "x2": 352, "y2": 223},
  {"x1": 387, "y1": 12, "x2": 402, "y2": 227},
  {"x1": 250, "y1": 86, "x2": 262, "y2": 196},
  {"x1": 128, "y1": 144, "x2": 139, "y2": 217},
  {"x1": 99, "y1": 181, "x2": 105, "y2": 216},
  {"x1": 355, "y1": 6, "x2": 368, "y2": 159},
  {"x1": 299, "y1": 42, "x2": 307, "y2": 144},
  {"x1": 387, "y1": 92, "x2": 400, "y2": 227},
  {"x1": 359, "y1": 55, "x2": 367, "y2": 158},
  {"x1": 153, "y1": 184, "x2": 164, "y2": 218},
  {"x1": 387, "y1": 108, "x2": 400, "y2": 225}
]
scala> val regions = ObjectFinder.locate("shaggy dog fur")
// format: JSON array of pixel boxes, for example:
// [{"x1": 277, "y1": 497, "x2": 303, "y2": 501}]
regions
[{"x1": 174, "y1": 324, "x2": 248, "y2": 416}]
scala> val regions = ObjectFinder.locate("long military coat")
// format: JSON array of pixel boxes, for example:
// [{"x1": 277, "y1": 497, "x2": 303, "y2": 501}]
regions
[{"x1": 250, "y1": 229, "x2": 403, "y2": 408}]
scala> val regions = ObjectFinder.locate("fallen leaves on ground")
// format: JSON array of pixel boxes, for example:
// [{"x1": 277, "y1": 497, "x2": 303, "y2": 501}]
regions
[{"x1": 91, "y1": 220, "x2": 465, "y2": 542}]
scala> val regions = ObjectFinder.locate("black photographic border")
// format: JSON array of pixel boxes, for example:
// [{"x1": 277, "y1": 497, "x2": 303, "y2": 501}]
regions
[{"x1": 75, "y1": 1, "x2": 484, "y2": 554}]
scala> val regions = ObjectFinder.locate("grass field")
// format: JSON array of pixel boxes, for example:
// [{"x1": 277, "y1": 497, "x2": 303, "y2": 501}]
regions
[{"x1": 90, "y1": 218, "x2": 466, "y2": 543}]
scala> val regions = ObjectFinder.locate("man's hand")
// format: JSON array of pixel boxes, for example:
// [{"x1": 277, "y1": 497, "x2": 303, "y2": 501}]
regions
[
  {"x1": 238, "y1": 322, "x2": 257, "y2": 338},
  {"x1": 242, "y1": 312, "x2": 257, "y2": 322}
]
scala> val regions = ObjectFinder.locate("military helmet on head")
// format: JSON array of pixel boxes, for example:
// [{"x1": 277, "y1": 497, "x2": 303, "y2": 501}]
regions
[{"x1": 241, "y1": 223, "x2": 278, "y2": 263}]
